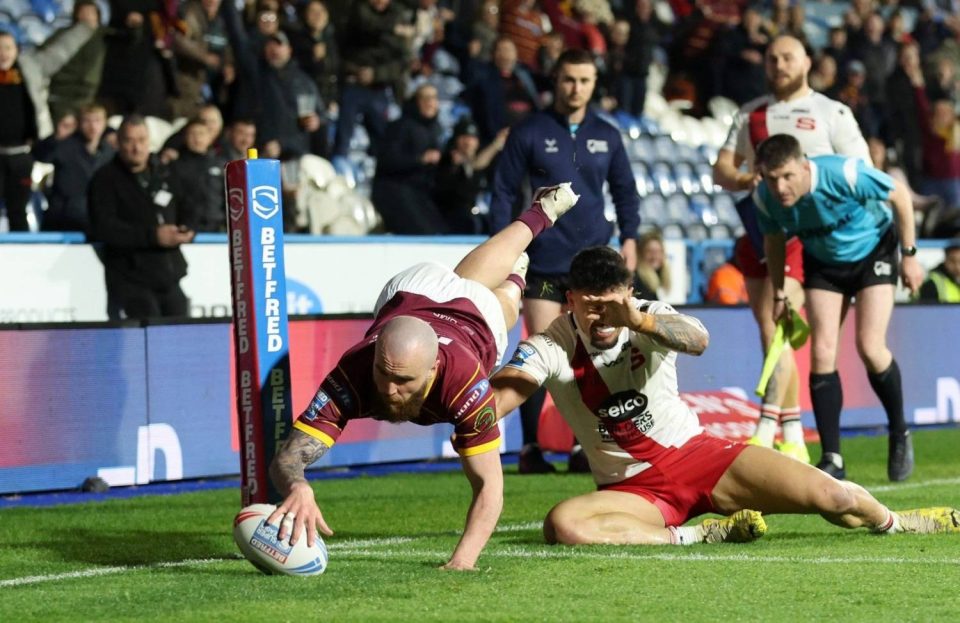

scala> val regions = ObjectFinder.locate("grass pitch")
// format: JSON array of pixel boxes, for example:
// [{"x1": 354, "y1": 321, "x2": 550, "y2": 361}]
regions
[{"x1": 2, "y1": 428, "x2": 959, "y2": 622}]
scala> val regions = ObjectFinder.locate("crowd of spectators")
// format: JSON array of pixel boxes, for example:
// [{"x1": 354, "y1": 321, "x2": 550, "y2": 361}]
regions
[{"x1": 4, "y1": 1, "x2": 960, "y2": 249}]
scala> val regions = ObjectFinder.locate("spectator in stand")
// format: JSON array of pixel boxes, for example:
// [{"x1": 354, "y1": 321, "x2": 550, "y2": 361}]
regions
[
  {"x1": 719, "y1": 6, "x2": 771, "y2": 106},
  {"x1": 434, "y1": 118, "x2": 508, "y2": 234},
  {"x1": 809, "y1": 54, "x2": 838, "y2": 94},
  {"x1": 499, "y1": 0, "x2": 550, "y2": 72},
  {"x1": 35, "y1": 103, "x2": 115, "y2": 233},
  {"x1": 98, "y1": 0, "x2": 177, "y2": 119},
  {"x1": 463, "y1": 37, "x2": 540, "y2": 148},
  {"x1": 287, "y1": 0, "x2": 340, "y2": 110},
  {"x1": 169, "y1": 118, "x2": 228, "y2": 232},
  {"x1": 541, "y1": 0, "x2": 610, "y2": 59},
  {"x1": 617, "y1": 0, "x2": 667, "y2": 119},
  {"x1": 833, "y1": 60, "x2": 880, "y2": 139},
  {"x1": 915, "y1": 240, "x2": 960, "y2": 303},
  {"x1": 634, "y1": 229, "x2": 671, "y2": 301},
  {"x1": 88, "y1": 115, "x2": 196, "y2": 319},
  {"x1": 169, "y1": 0, "x2": 233, "y2": 120},
  {"x1": 868, "y1": 137, "x2": 941, "y2": 228},
  {"x1": 909, "y1": 61, "x2": 960, "y2": 208},
  {"x1": 926, "y1": 55, "x2": 960, "y2": 102},
  {"x1": 0, "y1": 23, "x2": 94, "y2": 232},
  {"x1": 823, "y1": 26, "x2": 854, "y2": 84},
  {"x1": 161, "y1": 103, "x2": 226, "y2": 161},
  {"x1": 468, "y1": 0, "x2": 500, "y2": 64},
  {"x1": 251, "y1": 7, "x2": 283, "y2": 53},
  {"x1": 849, "y1": 12, "x2": 897, "y2": 129},
  {"x1": 46, "y1": 0, "x2": 106, "y2": 124},
  {"x1": 598, "y1": 20, "x2": 630, "y2": 113},
  {"x1": 372, "y1": 84, "x2": 447, "y2": 234},
  {"x1": 535, "y1": 31, "x2": 566, "y2": 94},
  {"x1": 705, "y1": 239, "x2": 748, "y2": 305},
  {"x1": 887, "y1": 42, "x2": 926, "y2": 188},
  {"x1": 222, "y1": 118, "x2": 257, "y2": 161},
  {"x1": 332, "y1": 0, "x2": 414, "y2": 160}
]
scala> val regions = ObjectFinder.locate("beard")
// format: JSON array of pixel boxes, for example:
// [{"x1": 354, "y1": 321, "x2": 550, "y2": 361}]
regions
[
  {"x1": 374, "y1": 383, "x2": 429, "y2": 423},
  {"x1": 771, "y1": 72, "x2": 806, "y2": 99}
]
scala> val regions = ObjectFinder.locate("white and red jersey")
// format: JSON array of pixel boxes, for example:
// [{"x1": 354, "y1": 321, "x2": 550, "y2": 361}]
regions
[
  {"x1": 503, "y1": 299, "x2": 705, "y2": 486},
  {"x1": 721, "y1": 89, "x2": 871, "y2": 166}
]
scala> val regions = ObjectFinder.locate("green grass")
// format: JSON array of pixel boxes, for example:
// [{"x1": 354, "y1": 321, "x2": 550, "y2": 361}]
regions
[{"x1": 2, "y1": 429, "x2": 960, "y2": 622}]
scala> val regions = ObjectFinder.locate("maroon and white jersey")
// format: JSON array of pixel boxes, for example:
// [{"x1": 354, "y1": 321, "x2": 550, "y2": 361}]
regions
[
  {"x1": 722, "y1": 89, "x2": 871, "y2": 166},
  {"x1": 503, "y1": 299, "x2": 705, "y2": 485},
  {"x1": 293, "y1": 290, "x2": 501, "y2": 457}
]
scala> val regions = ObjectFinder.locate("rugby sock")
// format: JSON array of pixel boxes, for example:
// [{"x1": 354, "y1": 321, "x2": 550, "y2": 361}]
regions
[
  {"x1": 668, "y1": 526, "x2": 699, "y2": 545},
  {"x1": 810, "y1": 371, "x2": 843, "y2": 455},
  {"x1": 867, "y1": 359, "x2": 907, "y2": 435},
  {"x1": 754, "y1": 405, "x2": 780, "y2": 446},
  {"x1": 506, "y1": 274, "x2": 527, "y2": 291},
  {"x1": 781, "y1": 406, "x2": 804, "y2": 445},
  {"x1": 519, "y1": 387, "x2": 547, "y2": 446},
  {"x1": 873, "y1": 508, "x2": 900, "y2": 534},
  {"x1": 516, "y1": 203, "x2": 553, "y2": 237}
]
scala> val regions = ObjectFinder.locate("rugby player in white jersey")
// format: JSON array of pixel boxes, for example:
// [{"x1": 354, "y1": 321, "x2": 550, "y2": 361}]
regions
[
  {"x1": 712, "y1": 35, "x2": 902, "y2": 480},
  {"x1": 489, "y1": 246, "x2": 959, "y2": 545}
]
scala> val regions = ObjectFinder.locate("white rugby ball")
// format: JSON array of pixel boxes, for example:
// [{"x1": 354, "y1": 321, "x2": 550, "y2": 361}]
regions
[{"x1": 233, "y1": 503, "x2": 328, "y2": 576}]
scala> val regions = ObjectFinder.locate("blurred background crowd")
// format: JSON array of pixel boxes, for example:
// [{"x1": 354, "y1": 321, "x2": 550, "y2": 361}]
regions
[{"x1": 3, "y1": 0, "x2": 960, "y2": 279}]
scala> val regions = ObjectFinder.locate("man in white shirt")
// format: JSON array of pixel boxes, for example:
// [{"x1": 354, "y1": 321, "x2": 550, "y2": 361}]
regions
[{"x1": 490, "y1": 246, "x2": 958, "y2": 545}]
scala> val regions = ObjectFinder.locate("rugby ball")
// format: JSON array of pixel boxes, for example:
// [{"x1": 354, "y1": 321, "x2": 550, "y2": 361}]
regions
[{"x1": 233, "y1": 503, "x2": 328, "y2": 576}]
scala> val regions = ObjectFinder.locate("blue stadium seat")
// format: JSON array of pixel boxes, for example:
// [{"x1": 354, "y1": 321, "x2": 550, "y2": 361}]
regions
[
  {"x1": 660, "y1": 223, "x2": 685, "y2": 240},
  {"x1": 628, "y1": 135, "x2": 654, "y2": 163},
  {"x1": 653, "y1": 135, "x2": 678, "y2": 161},
  {"x1": 0, "y1": 0, "x2": 30, "y2": 20},
  {"x1": 698, "y1": 144, "x2": 719, "y2": 165},
  {"x1": 17, "y1": 13, "x2": 53, "y2": 47},
  {"x1": 639, "y1": 194, "x2": 667, "y2": 226},
  {"x1": 712, "y1": 193, "x2": 741, "y2": 226},
  {"x1": 708, "y1": 223, "x2": 734, "y2": 239},
  {"x1": 673, "y1": 162, "x2": 699, "y2": 195},
  {"x1": 631, "y1": 162, "x2": 654, "y2": 197},
  {"x1": 650, "y1": 161, "x2": 676, "y2": 195},
  {"x1": 665, "y1": 194, "x2": 695, "y2": 225},
  {"x1": 702, "y1": 246, "x2": 730, "y2": 279},
  {"x1": 637, "y1": 115, "x2": 660, "y2": 135},
  {"x1": 690, "y1": 193, "x2": 717, "y2": 225},
  {"x1": 695, "y1": 162, "x2": 718, "y2": 194},
  {"x1": 684, "y1": 222, "x2": 709, "y2": 242}
]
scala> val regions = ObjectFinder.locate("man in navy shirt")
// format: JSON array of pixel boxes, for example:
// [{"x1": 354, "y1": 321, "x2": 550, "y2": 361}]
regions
[
  {"x1": 489, "y1": 48, "x2": 640, "y2": 474},
  {"x1": 755, "y1": 134, "x2": 924, "y2": 481}
]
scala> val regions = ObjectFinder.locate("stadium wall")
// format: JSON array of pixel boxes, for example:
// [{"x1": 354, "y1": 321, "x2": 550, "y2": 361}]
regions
[{"x1": 1, "y1": 306, "x2": 958, "y2": 495}]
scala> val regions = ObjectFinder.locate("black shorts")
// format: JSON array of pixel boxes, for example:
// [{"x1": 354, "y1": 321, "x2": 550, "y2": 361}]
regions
[
  {"x1": 802, "y1": 227, "x2": 899, "y2": 297},
  {"x1": 524, "y1": 271, "x2": 569, "y2": 303}
]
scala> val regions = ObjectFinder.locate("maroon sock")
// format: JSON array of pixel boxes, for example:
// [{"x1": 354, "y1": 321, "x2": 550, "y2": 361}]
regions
[
  {"x1": 516, "y1": 202, "x2": 551, "y2": 237},
  {"x1": 506, "y1": 274, "x2": 526, "y2": 291}
]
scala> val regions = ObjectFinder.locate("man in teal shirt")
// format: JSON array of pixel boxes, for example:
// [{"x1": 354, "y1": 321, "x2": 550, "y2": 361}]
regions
[{"x1": 754, "y1": 134, "x2": 924, "y2": 482}]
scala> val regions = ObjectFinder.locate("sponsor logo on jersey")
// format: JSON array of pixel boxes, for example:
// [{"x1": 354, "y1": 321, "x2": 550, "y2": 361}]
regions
[
  {"x1": 303, "y1": 390, "x2": 330, "y2": 421},
  {"x1": 544, "y1": 138, "x2": 559, "y2": 153},
  {"x1": 326, "y1": 376, "x2": 353, "y2": 410},
  {"x1": 586, "y1": 139, "x2": 608, "y2": 153},
  {"x1": 796, "y1": 117, "x2": 816, "y2": 130},
  {"x1": 596, "y1": 390, "x2": 649, "y2": 422},
  {"x1": 508, "y1": 343, "x2": 537, "y2": 367},
  {"x1": 874, "y1": 260, "x2": 892, "y2": 276},
  {"x1": 432, "y1": 312, "x2": 458, "y2": 324},
  {"x1": 473, "y1": 406, "x2": 496, "y2": 432},
  {"x1": 456, "y1": 379, "x2": 491, "y2": 417},
  {"x1": 630, "y1": 348, "x2": 646, "y2": 370}
]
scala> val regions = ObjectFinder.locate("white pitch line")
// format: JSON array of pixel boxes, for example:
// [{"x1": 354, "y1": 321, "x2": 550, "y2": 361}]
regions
[
  {"x1": 0, "y1": 558, "x2": 233, "y2": 588},
  {"x1": 333, "y1": 547, "x2": 960, "y2": 566},
  {"x1": 868, "y1": 476, "x2": 960, "y2": 494}
]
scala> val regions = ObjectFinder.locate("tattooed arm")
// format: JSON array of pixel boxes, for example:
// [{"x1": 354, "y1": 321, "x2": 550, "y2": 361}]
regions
[
  {"x1": 267, "y1": 430, "x2": 335, "y2": 546},
  {"x1": 581, "y1": 290, "x2": 710, "y2": 355}
]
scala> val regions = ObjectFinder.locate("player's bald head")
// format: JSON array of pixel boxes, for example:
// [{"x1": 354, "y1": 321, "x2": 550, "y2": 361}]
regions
[
  {"x1": 376, "y1": 316, "x2": 439, "y2": 373},
  {"x1": 765, "y1": 35, "x2": 811, "y2": 98}
]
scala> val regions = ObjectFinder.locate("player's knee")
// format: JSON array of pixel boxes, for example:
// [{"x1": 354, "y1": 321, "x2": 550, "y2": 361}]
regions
[
  {"x1": 815, "y1": 480, "x2": 857, "y2": 515},
  {"x1": 544, "y1": 506, "x2": 586, "y2": 545}
]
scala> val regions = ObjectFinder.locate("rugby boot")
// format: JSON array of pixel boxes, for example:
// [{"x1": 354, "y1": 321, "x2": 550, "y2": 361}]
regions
[
  {"x1": 887, "y1": 431, "x2": 914, "y2": 482},
  {"x1": 699, "y1": 509, "x2": 767, "y2": 544},
  {"x1": 894, "y1": 508, "x2": 960, "y2": 534}
]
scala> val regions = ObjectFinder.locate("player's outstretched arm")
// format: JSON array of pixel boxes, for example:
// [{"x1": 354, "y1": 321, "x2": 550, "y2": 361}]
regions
[
  {"x1": 580, "y1": 291, "x2": 709, "y2": 355},
  {"x1": 268, "y1": 430, "x2": 335, "y2": 546},
  {"x1": 442, "y1": 450, "x2": 504, "y2": 571},
  {"x1": 491, "y1": 367, "x2": 542, "y2": 421}
]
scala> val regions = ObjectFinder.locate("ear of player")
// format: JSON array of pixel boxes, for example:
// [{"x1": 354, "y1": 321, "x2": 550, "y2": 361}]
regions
[{"x1": 234, "y1": 504, "x2": 329, "y2": 576}]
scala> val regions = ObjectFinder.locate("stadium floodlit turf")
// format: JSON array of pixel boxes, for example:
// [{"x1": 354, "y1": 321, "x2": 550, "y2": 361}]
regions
[{"x1": 2, "y1": 428, "x2": 959, "y2": 622}]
